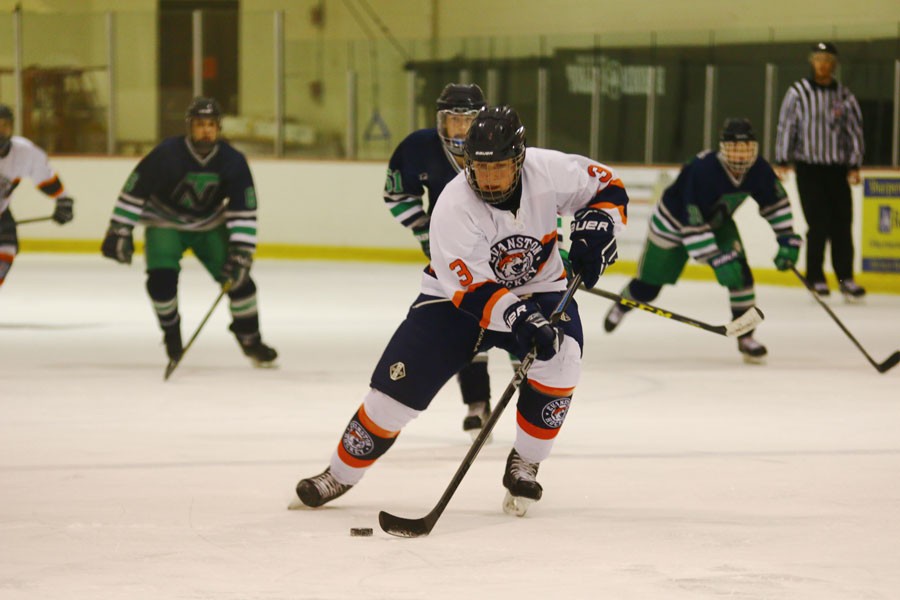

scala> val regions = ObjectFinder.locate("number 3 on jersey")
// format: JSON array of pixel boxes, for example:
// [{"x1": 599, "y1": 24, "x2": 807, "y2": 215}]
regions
[
  {"x1": 449, "y1": 259, "x2": 473, "y2": 286},
  {"x1": 587, "y1": 164, "x2": 612, "y2": 183}
]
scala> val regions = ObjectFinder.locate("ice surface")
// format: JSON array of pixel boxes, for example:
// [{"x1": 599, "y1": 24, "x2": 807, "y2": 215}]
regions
[{"x1": 2, "y1": 254, "x2": 899, "y2": 599}]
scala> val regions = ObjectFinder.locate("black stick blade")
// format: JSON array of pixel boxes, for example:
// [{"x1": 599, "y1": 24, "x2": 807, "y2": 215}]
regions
[
  {"x1": 378, "y1": 510, "x2": 435, "y2": 538},
  {"x1": 877, "y1": 351, "x2": 900, "y2": 374}
]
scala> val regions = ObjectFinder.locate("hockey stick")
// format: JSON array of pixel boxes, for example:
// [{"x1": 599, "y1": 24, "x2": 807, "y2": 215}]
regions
[
  {"x1": 582, "y1": 285, "x2": 764, "y2": 338},
  {"x1": 16, "y1": 216, "x2": 54, "y2": 225},
  {"x1": 163, "y1": 280, "x2": 233, "y2": 381},
  {"x1": 791, "y1": 266, "x2": 900, "y2": 374},
  {"x1": 378, "y1": 273, "x2": 583, "y2": 538}
]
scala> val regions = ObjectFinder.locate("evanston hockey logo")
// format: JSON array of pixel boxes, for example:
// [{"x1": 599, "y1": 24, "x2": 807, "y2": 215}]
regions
[
  {"x1": 541, "y1": 398, "x2": 571, "y2": 429},
  {"x1": 491, "y1": 235, "x2": 543, "y2": 287},
  {"x1": 343, "y1": 421, "x2": 375, "y2": 457}
]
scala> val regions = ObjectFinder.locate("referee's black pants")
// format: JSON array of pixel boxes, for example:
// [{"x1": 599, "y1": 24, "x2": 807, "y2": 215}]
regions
[{"x1": 794, "y1": 162, "x2": 855, "y2": 283}]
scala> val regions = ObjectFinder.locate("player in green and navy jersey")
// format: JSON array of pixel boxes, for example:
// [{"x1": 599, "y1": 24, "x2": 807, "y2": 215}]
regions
[{"x1": 101, "y1": 97, "x2": 277, "y2": 367}]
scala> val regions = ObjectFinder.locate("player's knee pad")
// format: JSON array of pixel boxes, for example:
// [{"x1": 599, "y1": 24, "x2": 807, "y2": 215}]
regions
[
  {"x1": 628, "y1": 279, "x2": 662, "y2": 303},
  {"x1": 526, "y1": 335, "x2": 581, "y2": 390},
  {"x1": 335, "y1": 388, "x2": 420, "y2": 472},
  {"x1": 146, "y1": 269, "x2": 178, "y2": 301}
]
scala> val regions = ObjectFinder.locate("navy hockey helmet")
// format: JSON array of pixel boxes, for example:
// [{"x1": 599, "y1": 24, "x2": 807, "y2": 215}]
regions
[
  {"x1": 0, "y1": 104, "x2": 13, "y2": 122},
  {"x1": 185, "y1": 96, "x2": 223, "y2": 124},
  {"x1": 719, "y1": 118, "x2": 758, "y2": 178},
  {"x1": 436, "y1": 83, "x2": 486, "y2": 158},
  {"x1": 464, "y1": 105, "x2": 526, "y2": 204},
  {"x1": 185, "y1": 97, "x2": 222, "y2": 155}
]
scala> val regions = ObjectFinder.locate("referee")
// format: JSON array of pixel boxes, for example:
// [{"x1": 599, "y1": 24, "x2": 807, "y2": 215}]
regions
[{"x1": 775, "y1": 41, "x2": 866, "y2": 301}]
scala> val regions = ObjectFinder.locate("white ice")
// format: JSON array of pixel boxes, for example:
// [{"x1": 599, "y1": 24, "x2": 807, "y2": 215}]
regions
[{"x1": 2, "y1": 254, "x2": 899, "y2": 600}]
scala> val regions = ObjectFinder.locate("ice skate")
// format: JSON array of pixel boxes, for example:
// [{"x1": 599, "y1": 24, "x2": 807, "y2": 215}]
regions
[
  {"x1": 811, "y1": 280, "x2": 830, "y2": 298},
  {"x1": 288, "y1": 468, "x2": 352, "y2": 509},
  {"x1": 603, "y1": 303, "x2": 628, "y2": 333},
  {"x1": 839, "y1": 279, "x2": 866, "y2": 304},
  {"x1": 501, "y1": 449, "x2": 542, "y2": 517},
  {"x1": 738, "y1": 334, "x2": 767, "y2": 365},
  {"x1": 236, "y1": 333, "x2": 278, "y2": 368},
  {"x1": 162, "y1": 321, "x2": 183, "y2": 362},
  {"x1": 462, "y1": 401, "x2": 492, "y2": 443}
]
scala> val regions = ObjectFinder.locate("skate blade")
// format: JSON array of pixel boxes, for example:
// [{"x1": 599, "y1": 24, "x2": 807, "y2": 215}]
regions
[
  {"x1": 252, "y1": 359, "x2": 279, "y2": 369},
  {"x1": 741, "y1": 353, "x2": 767, "y2": 365},
  {"x1": 842, "y1": 294, "x2": 865, "y2": 305},
  {"x1": 502, "y1": 491, "x2": 535, "y2": 517}
]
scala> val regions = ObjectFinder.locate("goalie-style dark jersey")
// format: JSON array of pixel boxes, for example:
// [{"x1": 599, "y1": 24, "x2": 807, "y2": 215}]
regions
[
  {"x1": 110, "y1": 136, "x2": 258, "y2": 250},
  {"x1": 649, "y1": 150, "x2": 794, "y2": 262},
  {"x1": 383, "y1": 128, "x2": 460, "y2": 230}
]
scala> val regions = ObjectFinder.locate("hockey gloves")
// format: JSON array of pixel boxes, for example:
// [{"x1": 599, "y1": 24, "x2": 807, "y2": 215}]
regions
[
  {"x1": 504, "y1": 299, "x2": 564, "y2": 361},
  {"x1": 221, "y1": 245, "x2": 253, "y2": 288},
  {"x1": 52, "y1": 196, "x2": 74, "y2": 224},
  {"x1": 412, "y1": 224, "x2": 430, "y2": 259},
  {"x1": 709, "y1": 249, "x2": 744, "y2": 288},
  {"x1": 774, "y1": 234, "x2": 802, "y2": 271},
  {"x1": 101, "y1": 224, "x2": 134, "y2": 264},
  {"x1": 568, "y1": 208, "x2": 618, "y2": 289}
]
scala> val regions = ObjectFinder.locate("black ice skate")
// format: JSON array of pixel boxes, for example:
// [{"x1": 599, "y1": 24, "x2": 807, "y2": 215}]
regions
[
  {"x1": 163, "y1": 320, "x2": 183, "y2": 362},
  {"x1": 462, "y1": 400, "x2": 493, "y2": 442},
  {"x1": 502, "y1": 449, "x2": 542, "y2": 517},
  {"x1": 603, "y1": 303, "x2": 629, "y2": 333},
  {"x1": 288, "y1": 468, "x2": 352, "y2": 509},
  {"x1": 236, "y1": 332, "x2": 278, "y2": 367},
  {"x1": 811, "y1": 280, "x2": 830, "y2": 298},
  {"x1": 839, "y1": 279, "x2": 866, "y2": 303},
  {"x1": 738, "y1": 334, "x2": 767, "y2": 365}
]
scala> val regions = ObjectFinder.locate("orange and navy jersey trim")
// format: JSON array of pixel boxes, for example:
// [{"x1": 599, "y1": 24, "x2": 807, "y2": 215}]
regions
[
  {"x1": 452, "y1": 280, "x2": 510, "y2": 328},
  {"x1": 37, "y1": 175, "x2": 64, "y2": 198},
  {"x1": 588, "y1": 179, "x2": 628, "y2": 225}
]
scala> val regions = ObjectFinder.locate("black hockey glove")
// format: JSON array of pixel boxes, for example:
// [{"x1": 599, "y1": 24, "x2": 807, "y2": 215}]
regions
[
  {"x1": 52, "y1": 196, "x2": 74, "y2": 224},
  {"x1": 100, "y1": 223, "x2": 134, "y2": 264},
  {"x1": 568, "y1": 208, "x2": 618, "y2": 289},
  {"x1": 221, "y1": 245, "x2": 253, "y2": 288},
  {"x1": 412, "y1": 224, "x2": 430, "y2": 259},
  {"x1": 504, "y1": 299, "x2": 564, "y2": 361}
]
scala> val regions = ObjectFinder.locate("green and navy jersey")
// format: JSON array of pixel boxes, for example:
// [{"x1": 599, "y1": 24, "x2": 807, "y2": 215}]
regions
[
  {"x1": 383, "y1": 128, "x2": 460, "y2": 230},
  {"x1": 650, "y1": 151, "x2": 793, "y2": 262},
  {"x1": 110, "y1": 137, "x2": 258, "y2": 251}
]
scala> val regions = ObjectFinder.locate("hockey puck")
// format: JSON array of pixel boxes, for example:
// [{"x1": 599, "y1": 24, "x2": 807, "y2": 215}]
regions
[{"x1": 350, "y1": 527, "x2": 373, "y2": 537}]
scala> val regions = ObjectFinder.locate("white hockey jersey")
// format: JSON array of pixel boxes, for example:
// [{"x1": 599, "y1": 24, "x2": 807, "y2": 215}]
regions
[
  {"x1": 0, "y1": 136, "x2": 64, "y2": 216},
  {"x1": 424, "y1": 146, "x2": 628, "y2": 332}
]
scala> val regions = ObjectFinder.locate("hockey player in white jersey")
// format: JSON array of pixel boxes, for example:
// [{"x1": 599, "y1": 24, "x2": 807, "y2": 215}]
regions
[
  {"x1": 290, "y1": 106, "x2": 628, "y2": 516},
  {"x1": 0, "y1": 104, "x2": 74, "y2": 289}
]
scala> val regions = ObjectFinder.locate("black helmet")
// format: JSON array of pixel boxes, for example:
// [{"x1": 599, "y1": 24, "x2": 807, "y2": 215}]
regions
[
  {"x1": 436, "y1": 83, "x2": 486, "y2": 112},
  {"x1": 185, "y1": 97, "x2": 222, "y2": 123},
  {"x1": 719, "y1": 118, "x2": 758, "y2": 177},
  {"x1": 0, "y1": 104, "x2": 13, "y2": 121},
  {"x1": 810, "y1": 41, "x2": 838, "y2": 56},
  {"x1": 436, "y1": 83, "x2": 486, "y2": 158},
  {"x1": 720, "y1": 118, "x2": 756, "y2": 143},
  {"x1": 464, "y1": 106, "x2": 526, "y2": 204}
]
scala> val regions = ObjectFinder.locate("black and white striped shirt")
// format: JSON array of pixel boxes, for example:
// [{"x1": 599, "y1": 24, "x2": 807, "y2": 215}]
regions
[{"x1": 775, "y1": 77, "x2": 864, "y2": 168}]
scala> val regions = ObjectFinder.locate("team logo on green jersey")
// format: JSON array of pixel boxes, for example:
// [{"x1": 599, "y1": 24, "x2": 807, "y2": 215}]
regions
[{"x1": 173, "y1": 172, "x2": 221, "y2": 215}]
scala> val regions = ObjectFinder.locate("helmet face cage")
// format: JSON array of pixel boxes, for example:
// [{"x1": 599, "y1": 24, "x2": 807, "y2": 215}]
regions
[
  {"x1": 463, "y1": 106, "x2": 526, "y2": 204},
  {"x1": 719, "y1": 140, "x2": 759, "y2": 177},
  {"x1": 718, "y1": 118, "x2": 757, "y2": 177},
  {"x1": 435, "y1": 83, "x2": 486, "y2": 158},
  {"x1": 437, "y1": 108, "x2": 481, "y2": 157}
]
